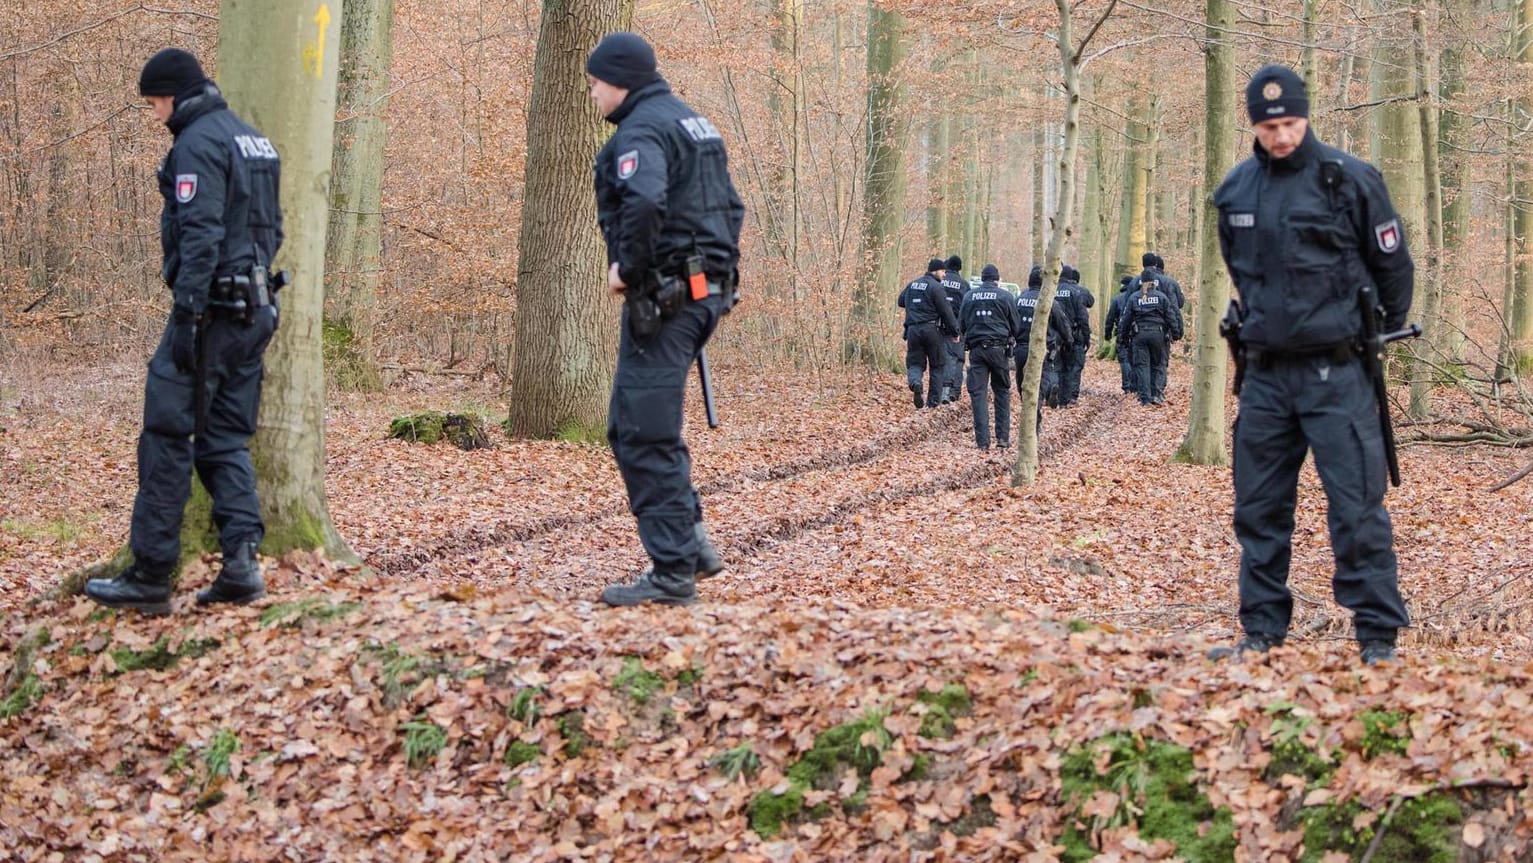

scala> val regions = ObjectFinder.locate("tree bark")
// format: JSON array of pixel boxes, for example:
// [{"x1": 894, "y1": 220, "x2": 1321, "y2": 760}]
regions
[
  {"x1": 848, "y1": 2, "x2": 908, "y2": 371},
  {"x1": 1509, "y1": 0, "x2": 1533, "y2": 374},
  {"x1": 324, "y1": 0, "x2": 394, "y2": 392},
  {"x1": 221, "y1": 0, "x2": 356, "y2": 562},
  {"x1": 1178, "y1": 0, "x2": 1236, "y2": 466},
  {"x1": 1408, "y1": 1, "x2": 1443, "y2": 420},
  {"x1": 1114, "y1": 103, "x2": 1145, "y2": 281},
  {"x1": 505, "y1": 0, "x2": 632, "y2": 439}
]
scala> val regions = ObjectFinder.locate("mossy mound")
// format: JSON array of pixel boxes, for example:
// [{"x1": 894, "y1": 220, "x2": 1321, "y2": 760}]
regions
[
  {"x1": 748, "y1": 708, "x2": 892, "y2": 838},
  {"x1": 1298, "y1": 793, "x2": 1463, "y2": 863},
  {"x1": 1059, "y1": 731, "x2": 1236, "y2": 862},
  {"x1": 387, "y1": 411, "x2": 492, "y2": 450}
]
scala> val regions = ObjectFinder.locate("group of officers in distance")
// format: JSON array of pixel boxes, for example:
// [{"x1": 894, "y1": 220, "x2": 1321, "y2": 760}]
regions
[{"x1": 899, "y1": 251, "x2": 1187, "y2": 450}]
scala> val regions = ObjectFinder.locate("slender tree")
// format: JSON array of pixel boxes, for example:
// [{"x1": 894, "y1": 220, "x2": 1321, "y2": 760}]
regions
[
  {"x1": 1408, "y1": 1, "x2": 1444, "y2": 420},
  {"x1": 223, "y1": 0, "x2": 355, "y2": 561},
  {"x1": 1177, "y1": 0, "x2": 1237, "y2": 466},
  {"x1": 1508, "y1": 0, "x2": 1533, "y2": 373},
  {"x1": 848, "y1": 2, "x2": 909, "y2": 370},
  {"x1": 324, "y1": 0, "x2": 394, "y2": 392},
  {"x1": 1013, "y1": 0, "x2": 1115, "y2": 485}
]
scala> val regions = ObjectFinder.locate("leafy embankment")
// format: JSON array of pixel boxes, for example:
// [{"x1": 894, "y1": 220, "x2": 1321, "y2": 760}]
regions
[{"x1": 2, "y1": 560, "x2": 1529, "y2": 862}]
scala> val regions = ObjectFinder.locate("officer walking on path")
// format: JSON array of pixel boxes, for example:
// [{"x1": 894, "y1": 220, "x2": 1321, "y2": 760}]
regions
[
  {"x1": 1208, "y1": 65, "x2": 1414, "y2": 666},
  {"x1": 1059, "y1": 265, "x2": 1093, "y2": 405},
  {"x1": 899, "y1": 258, "x2": 959, "y2": 409},
  {"x1": 1103, "y1": 274, "x2": 1136, "y2": 393},
  {"x1": 587, "y1": 33, "x2": 744, "y2": 607},
  {"x1": 1015, "y1": 265, "x2": 1074, "y2": 422},
  {"x1": 959, "y1": 264, "x2": 1022, "y2": 449},
  {"x1": 86, "y1": 49, "x2": 282, "y2": 615},
  {"x1": 938, "y1": 255, "x2": 969, "y2": 404},
  {"x1": 1119, "y1": 269, "x2": 1181, "y2": 406}
]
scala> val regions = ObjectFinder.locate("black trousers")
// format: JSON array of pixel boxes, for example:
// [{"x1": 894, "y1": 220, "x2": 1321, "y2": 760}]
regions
[
  {"x1": 131, "y1": 306, "x2": 276, "y2": 572},
  {"x1": 942, "y1": 338, "x2": 965, "y2": 400},
  {"x1": 1232, "y1": 355, "x2": 1409, "y2": 643},
  {"x1": 1131, "y1": 327, "x2": 1168, "y2": 404},
  {"x1": 965, "y1": 344, "x2": 1011, "y2": 447},
  {"x1": 904, "y1": 324, "x2": 947, "y2": 403},
  {"x1": 608, "y1": 294, "x2": 727, "y2": 573}
]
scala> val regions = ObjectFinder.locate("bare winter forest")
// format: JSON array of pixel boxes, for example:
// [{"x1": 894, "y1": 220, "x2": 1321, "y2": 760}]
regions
[{"x1": 3, "y1": 1, "x2": 1533, "y2": 861}]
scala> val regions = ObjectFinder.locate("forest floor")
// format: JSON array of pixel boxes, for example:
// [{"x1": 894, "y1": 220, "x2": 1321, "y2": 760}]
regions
[{"x1": 2, "y1": 350, "x2": 1532, "y2": 862}]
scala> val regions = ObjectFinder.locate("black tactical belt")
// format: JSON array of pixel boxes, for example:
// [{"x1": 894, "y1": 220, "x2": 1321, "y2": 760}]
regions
[
  {"x1": 1248, "y1": 342, "x2": 1356, "y2": 368},
  {"x1": 969, "y1": 339, "x2": 1007, "y2": 349}
]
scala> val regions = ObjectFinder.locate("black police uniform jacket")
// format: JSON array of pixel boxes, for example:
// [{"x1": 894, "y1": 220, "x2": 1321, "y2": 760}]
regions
[
  {"x1": 1016, "y1": 287, "x2": 1073, "y2": 354},
  {"x1": 1214, "y1": 128, "x2": 1413, "y2": 352},
  {"x1": 959, "y1": 280, "x2": 1021, "y2": 348},
  {"x1": 940, "y1": 270, "x2": 968, "y2": 334},
  {"x1": 158, "y1": 83, "x2": 283, "y2": 316},
  {"x1": 594, "y1": 80, "x2": 745, "y2": 289},
  {"x1": 899, "y1": 273, "x2": 959, "y2": 333}
]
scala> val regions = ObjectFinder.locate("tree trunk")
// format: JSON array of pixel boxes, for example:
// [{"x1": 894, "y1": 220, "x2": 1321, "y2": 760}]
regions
[
  {"x1": 1113, "y1": 105, "x2": 1145, "y2": 281},
  {"x1": 1142, "y1": 96, "x2": 1160, "y2": 253},
  {"x1": 1178, "y1": 0, "x2": 1237, "y2": 465},
  {"x1": 1031, "y1": 124, "x2": 1046, "y2": 263},
  {"x1": 221, "y1": 0, "x2": 356, "y2": 561},
  {"x1": 324, "y1": 0, "x2": 394, "y2": 392},
  {"x1": 926, "y1": 113, "x2": 951, "y2": 252},
  {"x1": 505, "y1": 0, "x2": 631, "y2": 439},
  {"x1": 1437, "y1": 0, "x2": 1471, "y2": 363},
  {"x1": 848, "y1": 2, "x2": 908, "y2": 371},
  {"x1": 1013, "y1": 0, "x2": 1086, "y2": 486},
  {"x1": 1408, "y1": 1, "x2": 1443, "y2": 420},
  {"x1": 1509, "y1": 0, "x2": 1533, "y2": 374}
]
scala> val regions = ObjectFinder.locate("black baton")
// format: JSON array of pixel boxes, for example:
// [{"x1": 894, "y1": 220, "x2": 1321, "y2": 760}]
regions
[{"x1": 698, "y1": 347, "x2": 718, "y2": 429}]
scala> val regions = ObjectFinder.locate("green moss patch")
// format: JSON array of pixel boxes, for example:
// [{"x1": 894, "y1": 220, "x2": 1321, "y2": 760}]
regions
[
  {"x1": 556, "y1": 711, "x2": 591, "y2": 758},
  {"x1": 613, "y1": 657, "x2": 666, "y2": 705},
  {"x1": 708, "y1": 743, "x2": 760, "y2": 781},
  {"x1": 507, "y1": 686, "x2": 544, "y2": 726},
  {"x1": 1, "y1": 628, "x2": 50, "y2": 720},
  {"x1": 504, "y1": 740, "x2": 541, "y2": 770},
  {"x1": 915, "y1": 683, "x2": 972, "y2": 739},
  {"x1": 1299, "y1": 793, "x2": 1463, "y2": 863},
  {"x1": 1264, "y1": 701, "x2": 1337, "y2": 786},
  {"x1": 388, "y1": 411, "x2": 492, "y2": 450},
  {"x1": 401, "y1": 717, "x2": 448, "y2": 768},
  {"x1": 1059, "y1": 732, "x2": 1236, "y2": 863},
  {"x1": 259, "y1": 597, "x2": 361, "y2": 629},
  {"x1": 1360, "y1": 709, "x2": 1411, "y2": 760},
  {"x1": 749, "y1": 707, "x2": 892, "y2": 839}
]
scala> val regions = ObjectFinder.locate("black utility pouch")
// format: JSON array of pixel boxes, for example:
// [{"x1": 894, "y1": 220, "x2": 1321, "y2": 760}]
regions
[
  {"x1": 654, "y1": 274, "x2": 685, "y2": 318},
  {"x1": 629, "y1": 295, "x2": 663, "y2": 340}
]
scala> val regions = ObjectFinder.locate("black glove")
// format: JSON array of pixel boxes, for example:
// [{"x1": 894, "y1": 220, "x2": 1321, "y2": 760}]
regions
[{"x1": 170, "y1": 307, "x2": 199, "y2": 374}]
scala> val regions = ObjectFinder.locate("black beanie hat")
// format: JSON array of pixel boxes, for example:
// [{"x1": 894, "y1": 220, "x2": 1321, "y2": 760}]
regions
[
  {"x1": 1139, "y1": 267, "x2": 1160, "y2": 287},
  {"x1": 1120, "y1": 274, "x2": 1133, "y2": 287},
  {"x1": 586, "y1": 32, "x2": 660, "y2": 90},
  {"x1": 1063, "y1": 265, "x2": 1079, "y2": 282},
  {"x1": 1154, "y1": 254, "x2": 1165, "y2": 269},
  {"x1": 981, "y1": 264, "x2": 1000, "y2": 281},
  {"x1": 1027, "y1": 265, "x2": 1042, "y2": 288},
  {"x1": 946, "y1": 255, "x2": 963, "y2": 272},
  {"x1": 1245, "y1": 64, "x2": 1308, "y2": 124},
  {"x1": 139, "y1": 48, "x2": 207, "y2": 97},
  {"x1": 1142, "y1": 251, "x2": 1157, "y2": 267},
  {"x1": 927, "y1": 257, "x2": 946, "y2": 273}
]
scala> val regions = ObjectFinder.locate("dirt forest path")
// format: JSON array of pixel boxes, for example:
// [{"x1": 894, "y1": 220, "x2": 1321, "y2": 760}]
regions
[{"x1": 3, "y1": 353, "x2": 1529, "y2": 657}]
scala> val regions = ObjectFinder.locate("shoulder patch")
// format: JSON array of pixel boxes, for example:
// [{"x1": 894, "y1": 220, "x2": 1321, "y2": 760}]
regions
[
  {"x1": 175, "y1": 174, "x2": 198, "y2": 203},
  {"x1": 1374, "y1": 218, "x2": 1401, "y2": 253},
  {"x1": 616, "y1": 150, "x2": 639, "y2": 180},
  {"x1": 1228, "y1": 213, "x2": 1255, "y2": 228}
]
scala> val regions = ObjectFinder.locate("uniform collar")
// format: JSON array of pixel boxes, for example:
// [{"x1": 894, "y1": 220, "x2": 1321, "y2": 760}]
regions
[
  {"x1": 604, "y1": 79, "x2": 671, "y2": 125},
  {"x1": 167, "y1": 82, "x2": 228, "y2": 136},
  {"x1": 1253, "y1": 126, "x2": 1318, "y2": 172}
]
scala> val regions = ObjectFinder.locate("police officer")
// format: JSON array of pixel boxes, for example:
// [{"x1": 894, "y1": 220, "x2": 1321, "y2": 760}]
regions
[
  {"x1": 1058, "y1": 265, "x2": 1094, "y2": 405},
  {"x1": 959, "y1": 264, "x2": 1021, "y2": 449},
  {"x1": 938, "y1": 254, "x2": 969, "y2": 404},
  {"x1": 1138, "y1": 252, "x2": 1185, "y2": 310},
  {"x1": 1208, "y1": 65, "x2": 1413, "y2": 666},
  {"x1": 1103, "y1": 274, "x2": 1136, "y2": 392},
  {"x1": 899, "y1": 258, "x2": 959, "y2": 409},
  {"x1": 1119, "y1": 268, "x2": 1181, "y2": 406},
  {"x1": 587, "y1": 33, "x2": 744, "y2": 607},
  {"x1": 1015, "y1": 265, "x2": 1073, "y2": 421},
  {"x1": 85, "y1": 49, "x2": 282, "y2": 615}
]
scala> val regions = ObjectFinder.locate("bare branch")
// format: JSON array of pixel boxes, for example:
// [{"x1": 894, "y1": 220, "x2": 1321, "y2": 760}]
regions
[{"x1": 0, "y1": 5, "x2": 217, "y2": 62}]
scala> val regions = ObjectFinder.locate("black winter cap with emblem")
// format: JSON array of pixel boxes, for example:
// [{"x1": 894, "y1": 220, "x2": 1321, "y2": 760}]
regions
[
  {"x1": 946, "y1": 255, "x2": 963, "y2": 272},
  {"x1": 1027, "y1": 265, "x2": 1042, "y2": 288},
  {"x1": 1245, "y1": 64, "x2": 1308, "y2": 124},
  {"x1": 139, "y1": 48, "x2": 207, "y2": 98},
  {"x1": 586, "y1": 33, "x2": 660, "y2": 90},
  {"x1": 926, "y1": 257, "x2": 946, "y2": 274}
]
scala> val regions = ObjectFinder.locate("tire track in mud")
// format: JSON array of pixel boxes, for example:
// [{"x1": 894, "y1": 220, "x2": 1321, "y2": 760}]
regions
[{"x1": 371, "y1": 402, "x2": 987, "y2": 576}]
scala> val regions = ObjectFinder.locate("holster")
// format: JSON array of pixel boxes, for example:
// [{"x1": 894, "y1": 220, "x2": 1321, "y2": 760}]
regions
[{"x1": 1219, "y1": 299, "x2": 1246, "y2": 396}]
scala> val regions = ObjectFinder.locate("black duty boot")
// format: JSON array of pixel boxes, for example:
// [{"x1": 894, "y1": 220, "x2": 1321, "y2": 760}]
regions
[
  {"x1": 600, "y1": 568, "x2": 696, "y2": 607},
  {"x1": 1360, "y1": 641, "x2": 1397, "y2": 666},
  {"x1": 197, "y1": 541, "x2": 266, "y2": 606},
  {"x1": 911, "y1": 385, "x2": 924, "y2": 409},
  {"x1": 695, "y1": 523, "x2": 725, "y2": 579},
  {"x1": 85, "y1": 563, "x2": 173, "y2": 616},
  {"x1": 1206, "y1": 633, "x2": 1284, "y2": 661}
]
